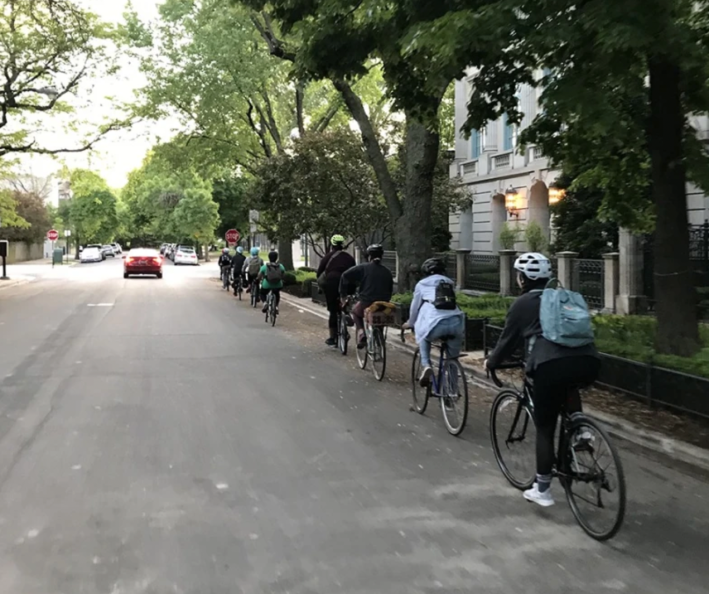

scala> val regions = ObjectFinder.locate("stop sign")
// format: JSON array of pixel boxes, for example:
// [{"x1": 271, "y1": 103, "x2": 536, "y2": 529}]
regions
[
  {"x1": 225, "y1": 229, "x2": 240, "y2": 245},
  {"x1": 47, "y1": 229, "x2": 59, "y2": 241}
]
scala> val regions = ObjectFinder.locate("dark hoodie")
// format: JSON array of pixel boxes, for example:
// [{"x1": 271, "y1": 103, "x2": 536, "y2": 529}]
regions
[{"x1": 486, "y1": 282, "x2": 599, "y2": 374}]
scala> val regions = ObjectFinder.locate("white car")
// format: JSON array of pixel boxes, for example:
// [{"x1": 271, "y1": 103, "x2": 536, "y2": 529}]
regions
[
  {"x1": 80, "y1": 247, "x2": 103, "y2": 263},
  {"x1": 174, "y1": 246, "x2": 199, "y2": 266}
]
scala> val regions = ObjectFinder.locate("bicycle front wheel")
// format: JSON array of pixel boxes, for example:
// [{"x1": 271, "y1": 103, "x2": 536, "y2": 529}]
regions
[
  {"x1": 356, "y1": 329, "x2": 368, "y2": 369},
  {"x1": 270, "y1": 300, "x2": 277, "y2": 327},
  {"x1": 562, "y1": 416, "x2": 626, "y2": 541},
  {"x1": 440, "y1": 358, "x2": 469, "y2": 436},
  {"x1": 490, "y1": 391, "x2": 536, "y2": 490},
  {"x1": 338, "y1": 313, "x2": 349, "y2": 356},
  {"x1": 410, "y1": 349, "x2": 429, "y2": 414},
  {"x1": 371, "y1": 329, "x2": 386, "y2": 381}
]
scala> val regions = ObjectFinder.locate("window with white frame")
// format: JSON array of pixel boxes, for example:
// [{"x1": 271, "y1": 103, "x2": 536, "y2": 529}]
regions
[{"x1": 501, "y1": 114, "x2": 514, "y2": 151}]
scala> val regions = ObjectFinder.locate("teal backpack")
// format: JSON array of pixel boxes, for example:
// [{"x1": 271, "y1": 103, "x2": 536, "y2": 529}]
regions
[{"x1": 537, "y1": 279, "x2": 594, "y2": 348}]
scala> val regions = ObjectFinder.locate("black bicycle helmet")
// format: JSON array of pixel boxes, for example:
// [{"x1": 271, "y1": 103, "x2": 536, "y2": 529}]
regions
[
  {"x1": 421, "y1": 257, "x2": 446, "y2": 276},
  {"x1": 268, "y1": 250, "x2": 278, "y2": 263},
  {"x1": 366, "y1": 244, "x2": 384, "y2": 260}
]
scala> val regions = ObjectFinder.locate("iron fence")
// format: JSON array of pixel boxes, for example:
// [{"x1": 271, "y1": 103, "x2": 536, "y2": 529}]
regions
[
  {"x1": 466, "y1": 254, "x2": 501, "y2": 293},
  {"x1": 574, "y1": 258, "x2": 605, "y2": 310},
  {"x1": 435, "y1": 251, "x2": 458, "y2": 282}
]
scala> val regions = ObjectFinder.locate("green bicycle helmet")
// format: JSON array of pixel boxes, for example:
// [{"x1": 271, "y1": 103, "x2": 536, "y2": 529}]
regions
[{"x1": 331, "y1": 234, "x2": 345, "y2": 246}]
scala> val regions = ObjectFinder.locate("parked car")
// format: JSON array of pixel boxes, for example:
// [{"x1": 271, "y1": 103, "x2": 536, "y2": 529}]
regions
[
  {"x1": 80, "y1": 247, "x2": 103, "y2": 263},
  {"x1": 123, "y1": 248, "x2": 163, "y2": 279},
  {"x1": 85, "y1": 244, "x2": 106, "y2": 261},
  {"x1": 174, "y1": 246, "x2": 199, "y2": 266},
  {"x1": 160, "y1": 243, "x2": 168, "y2": 255},
  {"x1": 111, "y1": 243, "x2": 123, "y2": 255},
  {"x1": 102, "y1": 245, "x2": 116, "y2": 258}
]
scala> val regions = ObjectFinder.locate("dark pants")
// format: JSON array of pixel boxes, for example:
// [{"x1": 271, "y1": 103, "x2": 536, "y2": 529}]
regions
[
  {"x1": 324, "y1": 281, "x2": 340, "y2": 330},
  {"x1": 531, "y1": 356, "x2": 601, "y2": 476},
  {"x1": 352, "y1": 300, "x2": 374, "y2": 338},
  {"x1": 260, "y1": 287, "x2": 281, "y2": 306}
]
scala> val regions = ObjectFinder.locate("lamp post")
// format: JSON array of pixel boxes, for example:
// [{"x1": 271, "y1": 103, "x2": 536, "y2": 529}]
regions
[
  {"x1": 64, "y1": 229, "x2": 71, "y2": 264},
  {"x1": 548, "y1": 181, "x2": 566, "y2": 205},
  {"x1": 505, "y1": 186, "x2": 521, "y2": 218}
]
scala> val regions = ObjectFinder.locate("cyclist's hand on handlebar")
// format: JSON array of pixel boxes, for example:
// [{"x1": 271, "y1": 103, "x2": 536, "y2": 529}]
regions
[{"x1": 402, "y1": 322, "x2": 411, "y2": 330}]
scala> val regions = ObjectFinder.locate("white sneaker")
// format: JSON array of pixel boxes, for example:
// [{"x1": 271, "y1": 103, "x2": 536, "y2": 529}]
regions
[
  {"x1": 419, "y1": 366, "x2": 433, "y2": 387},
  {"x1": 523, "y1": 483, "x2": 555, "y2": 507}
]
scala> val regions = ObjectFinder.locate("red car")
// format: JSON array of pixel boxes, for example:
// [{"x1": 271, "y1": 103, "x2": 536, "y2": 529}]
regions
[{"x1": 123, "y1": 248, "x2": 163, "y2": 279}]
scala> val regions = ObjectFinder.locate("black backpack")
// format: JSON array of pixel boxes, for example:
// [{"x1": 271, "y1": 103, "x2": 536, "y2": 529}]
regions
[{"x1": 428, "y1": 280, "x2": 457, "y2": 310}]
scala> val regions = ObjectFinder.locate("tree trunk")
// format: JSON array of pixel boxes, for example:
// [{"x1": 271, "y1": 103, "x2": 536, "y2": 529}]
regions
[
  {"x1": 279, "y1": 238, "x2": 294, "y2": 270},
  {"x1": 204, "y1": 244, "x2": 210, "y2": 262},
  {"x1": 648, "y1": 56, "x2": 699, "y2": 356},
  {"x1": 395, "y1": 117, "x2": 440, "y2": 291}
]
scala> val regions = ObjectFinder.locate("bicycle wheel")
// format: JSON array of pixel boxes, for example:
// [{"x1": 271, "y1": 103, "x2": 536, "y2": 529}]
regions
[
  {"x1": 251, "y1": 285, "x2": 257, "y2": 308},
  {"x1": 371, "y1": 328, "x2": 386, "y2": 381},
  {"x1": 338, "y1": 313, "x2": 349, "y2": 356},
  {"x1": 410, "y1": 349, "x2": 429, "y2": 414},
  {"x1": 562, "y1": 416, "x2": 626, "y2": 541},
  {"x1": 356, "y1": 330, "x2": 368, "y2": 369},
  {"x1": 270, "y1": 299, "x2": 277, "y2": 327},
  {"x1": 440, "y1": 358, "x2": 469, "y2": 436},
  {"x1": 490, "y1": 391, "x2": 536, "y2": 490}
]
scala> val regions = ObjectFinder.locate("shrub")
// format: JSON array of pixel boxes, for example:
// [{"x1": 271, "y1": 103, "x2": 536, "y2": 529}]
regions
[
  {"x1": 524, "y1": 220, "x2": 547, "y2": 252},
  {"x1": 499, "y1": 223, "x2": 520, "y2": 250},
  {"x1": 282, "y1": 271, "x2": 297, "y2": 286},
  {"x1": 299, "y1": 266, "x2": 317, "y2": 273}
]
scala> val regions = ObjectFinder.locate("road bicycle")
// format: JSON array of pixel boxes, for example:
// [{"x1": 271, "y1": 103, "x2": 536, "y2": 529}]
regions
[
  {"x1": 232, "y1": 272, "x2": 243, "y2": 300},
  {"x1": 405, "y1": 328, "x2": 469, "y2": 436},
  {"x1": 488, "y1": 362, "x2": 626, "y2": 541},
  {"x1": 337, "y1": 296, "x2": 355, "y2": 356},
  {"x1": 264, "y1": 290, "x2": 278, "y2": 327},
  {"x1": 250, "y1": 279, "x2": 260, "y2": 308},
  {"x1": 356, "y1": 302, "x2": 395, "y2": 382},
  {"x1": 220, "y1": 265, "x2": 230, "y2": 290}
]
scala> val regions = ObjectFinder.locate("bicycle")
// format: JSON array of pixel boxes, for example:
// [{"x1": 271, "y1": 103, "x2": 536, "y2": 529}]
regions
[
  {"x1": 488, "y1": 362, "x2": 626, "y2": 541},
  {"x1": 264, "y1": 289, "x2": 278, "y2": 326},
  {"x1": 220, "y1": 266, "x2": 230, "y2": 290},
  {"x1": 337, "y1": 296, "x2": 355, "y2": 356},
  {"x1": 406, "y1": 328, "x2": 469, "y2": 436},
  {"x1": 356, "y1": 302, "x2": 395, "y2": 382},
  {"x1": 250, "y1": 278, "x2": 260, "y2": 308},
  {"x1": 232, "y1": 272, "x2": 243, "y2": 300}
]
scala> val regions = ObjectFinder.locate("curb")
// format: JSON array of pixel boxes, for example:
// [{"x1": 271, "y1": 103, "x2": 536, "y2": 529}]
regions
[
  {"x1": 281, "y1": 293, "x2": 709, "y2": 473},
  {"x1": 0, "y1": 278, "x2": 31, "y2": 291}
]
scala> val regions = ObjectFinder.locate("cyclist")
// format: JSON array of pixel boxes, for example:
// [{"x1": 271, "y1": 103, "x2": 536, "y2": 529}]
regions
[
  {"x1": 259, "y1": 250, "x2": 286, "y2": 313},
  {"x1": 484, "y1": 252, "x2": 600, "y2": 507},
  {"x1": 230, "y1": 246, "x2": 247, "y2": 295},
  {"x1": 218, "y1": 248, "x2": 232, "y2": 290},
  {"x1": 404, "y1": 258, "x2": 465, "y2": 386},
  {"x1": 339, "y1": 244, "x2": 394, "y2": 349},
  {"x1": 243, "y1": 247, "x2": 264, "y2": 296},
  {"x1": 317, "y1": 234, "x2": 356, "y2": 347}
]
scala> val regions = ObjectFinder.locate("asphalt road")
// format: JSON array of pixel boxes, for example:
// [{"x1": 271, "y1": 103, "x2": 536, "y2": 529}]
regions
[{"x1": 0, "y1": 257, "x2": 707, "y2": 594}]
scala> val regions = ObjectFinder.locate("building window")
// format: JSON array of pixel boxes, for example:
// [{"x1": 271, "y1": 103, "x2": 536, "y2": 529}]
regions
[
  {"x1": 471, "y1": 129, "x2": 481, "y2": 159},
  {"x1": 502, "y1": 114, "x2": 514, "y2": 151}
]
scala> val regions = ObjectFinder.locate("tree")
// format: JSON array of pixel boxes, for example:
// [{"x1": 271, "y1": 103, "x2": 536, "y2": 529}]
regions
[
  {"x1": 171, "y1": 176, "x2": 221, "y2": 249},
  {"x1": 403, "y1": 0, "x2": 709, "y2": 355},
  {"x1": 241, "y1": 0, "x2": 463, "y2": 288},
  {"x1": 212, "y1": 176, "x2": 250, "y2": 242},
  {"x1": 0, "y1": 191, "x2": 51, "y2": 244},
  {"x1": 0, "y1": 190, "x2": 30, "y2": 230},
  {"x1": 0, "y1": 0, "x2": 120, "y2": 156},
  {"x1": 64, "y1": 169, "x2": 117, "y2": 254}
]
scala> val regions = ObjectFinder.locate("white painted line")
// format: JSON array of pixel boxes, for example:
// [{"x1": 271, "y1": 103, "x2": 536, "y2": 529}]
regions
[{"x1": 87, "y1": 303, "x2": 114, "y2": 307}]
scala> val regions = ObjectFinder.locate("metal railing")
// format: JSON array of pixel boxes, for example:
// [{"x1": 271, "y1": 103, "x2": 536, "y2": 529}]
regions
[
  {"x1": 574, "y1": 258, "x2": 605, "y2": 310},
  {"x1": 466, "y1": 254, "x2": 501, "y2": 293}
]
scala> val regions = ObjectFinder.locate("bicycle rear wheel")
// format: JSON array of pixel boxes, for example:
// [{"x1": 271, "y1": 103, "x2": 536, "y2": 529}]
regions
[
  {"x1": 562, "y1": 416, "x2": 626, "y2": 541},
  {"x1": 356, "y1": 330, "x2": 368, "y2": 369},
  {"x1": 270, "y1": 298, "x2": 277, "y2": 326},
  {"x1": 440, "y1": 358, "x2": 468, "y2": 436},
  {"x1": 338, "y1": 312, "x2": 349, "y2": 356},
  {"x1": 371, "y1": 328, "x2": 386, "y2": 381},
  {"x1": 410, "y1": 349, "x2": 430, "y2": 414},
  {"x1": 490, "y1": 391, "x2": 536, "y2": 490},
  {"x1": 251, "y1": 284, "x2": 258, "y2": 308}
]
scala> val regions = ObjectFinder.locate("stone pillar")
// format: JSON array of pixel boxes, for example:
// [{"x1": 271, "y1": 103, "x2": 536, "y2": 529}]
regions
[
  {"x1": 458, "y1": 203, "x2": 473, "y2": 251},
  {"x1": 557, "y1": 251, "x2": 578, "y2": 289},
  {"x1": 456, "y1": 249, "x2": 471, "y2": 290},
  {"x1": 355, "y1": 246, "x2": 363, "y2": 265},
  {"x1": 616, "y1": 228, "x2": 646, "y2": 315},
  {"x1": 499, "y1": 250, "x2": 517, "y2": 296},
  {"x1": 602, "y1": 252, "x2": 620, "y2": 314}
]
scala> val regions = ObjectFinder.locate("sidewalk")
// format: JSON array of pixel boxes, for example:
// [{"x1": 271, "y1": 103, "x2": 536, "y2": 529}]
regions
[
  {"x1": 281, "y1": 292, "x2": 709, "y2": 473},
  {"x1": 0, "y1": 277, "x2": 32, "y2": 291}
]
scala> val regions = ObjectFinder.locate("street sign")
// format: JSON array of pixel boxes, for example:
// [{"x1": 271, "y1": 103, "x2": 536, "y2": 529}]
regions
[
  {"x1": 225, "y1": 229, "x2": 240, "y2": 245},
  {"x1": 47, "y1": 229, "x2": 59, "y2": 241}
]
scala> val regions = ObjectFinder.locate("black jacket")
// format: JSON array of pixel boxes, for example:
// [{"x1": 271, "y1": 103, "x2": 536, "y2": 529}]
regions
[
  {"x1": 340, "y1": 261, "x2": 394, "y2": 303},
  {"x1": 487, "y1": 287, "x2": 599, "y2": 373},
  {"x1": 317, "y1": 249, "x2": 356, "y2": 283},
  {"x1": 218, "y1": 254, "x2": 232, "y2": 267},
  {"x1": 231, "y1": 253, "x2": 246, "y2": 271}
]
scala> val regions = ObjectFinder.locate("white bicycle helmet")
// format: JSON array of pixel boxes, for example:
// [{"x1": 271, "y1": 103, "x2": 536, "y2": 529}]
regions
[{"x1": 513, "y1": 252, "x2": 552, "y2": 280}]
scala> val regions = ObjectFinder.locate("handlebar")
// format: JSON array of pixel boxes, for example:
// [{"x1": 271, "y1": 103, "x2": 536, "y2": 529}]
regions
[
  {"x1": 399, "y1": 326, "x2": 415, "y2": 343},
  {"x1": 486, "y1": 361, "x2": 525, "y2": 388}
]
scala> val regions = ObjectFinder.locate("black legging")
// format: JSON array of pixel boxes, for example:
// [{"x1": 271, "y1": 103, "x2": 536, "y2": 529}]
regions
[
  {"x1": 260, "y1": 287, "x2": 281, "y2": 306},
  {"x1": 324, "y1": 280, "x2": 340, "y2": 330},
  {"x1": 531, "y1": 356, "x2": 601, "y2": 476}
]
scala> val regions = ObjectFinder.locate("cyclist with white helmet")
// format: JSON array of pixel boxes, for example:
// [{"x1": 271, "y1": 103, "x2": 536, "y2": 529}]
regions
[
  {"x1": 485, "y1": 252, "x2": 600, "y2": 508},
  {"x1": 242, "y1": 247, "x2": 264, "y2": 296},
  {"x1": 317, "y1": 234, "x2": 356, "y2": 347}
]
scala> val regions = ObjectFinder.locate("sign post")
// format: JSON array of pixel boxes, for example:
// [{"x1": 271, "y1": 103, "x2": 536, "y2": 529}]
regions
[
  {"x1": 47, "y1": 229, "x2": 59, "y2": 268},
  {"x1": 0, "y1": 240, "x2": 8, "y2": 280},
  {"x1": 225, "y1": 228, "x2": 240, "y2": 246},
  {"x1": 64, "y1": 229, "x2": 71, "y2": 264}
]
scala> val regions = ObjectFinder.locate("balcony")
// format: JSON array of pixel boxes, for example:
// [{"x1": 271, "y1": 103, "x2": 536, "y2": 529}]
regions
[
  {"x1": 492, "y1": 152, "x2": 511, "y2": 170},
  {"x1": 460, "y1": 160, "x2": 478, "y2": 176}
]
